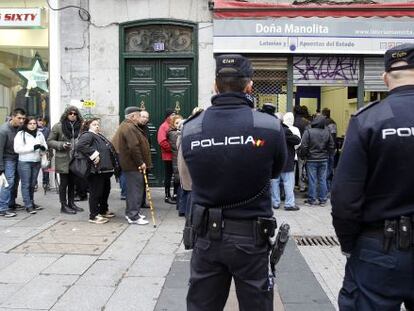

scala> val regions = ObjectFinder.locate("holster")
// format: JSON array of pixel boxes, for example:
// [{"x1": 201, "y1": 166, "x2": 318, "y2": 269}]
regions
[
  {"x1": 255, "y1": 217, "x2": 277, "y2": 246},
  {"x1": 183, "y1": 203, "x2": 208, "y2": 250}
]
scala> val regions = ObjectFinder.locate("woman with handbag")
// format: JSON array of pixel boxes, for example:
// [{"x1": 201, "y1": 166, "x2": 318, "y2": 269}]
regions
[
  {"x1": 76, "y1": 118, "x2": 120, "y2": 224},
  {"x1": 13, "y1": 117, "x2": 48, "y2": 214},
  {"x1": 47, "y1": 106, "x2": 84, "y2": 214}
]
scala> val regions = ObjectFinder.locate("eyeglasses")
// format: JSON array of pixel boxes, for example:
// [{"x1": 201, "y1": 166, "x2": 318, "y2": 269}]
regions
[{"x1": 68, "y1": 112, "x2": 78, "y2": 116}]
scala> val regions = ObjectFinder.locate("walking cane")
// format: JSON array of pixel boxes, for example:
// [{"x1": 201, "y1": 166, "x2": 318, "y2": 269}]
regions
[{"x1": 143, "y1": 169, "x2": 157, "y2": 228}]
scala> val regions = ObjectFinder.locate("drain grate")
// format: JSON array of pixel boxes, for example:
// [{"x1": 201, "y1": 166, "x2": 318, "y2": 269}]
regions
[{"x1": 293, "y1": 235, "x2": 340, "y2": 247}]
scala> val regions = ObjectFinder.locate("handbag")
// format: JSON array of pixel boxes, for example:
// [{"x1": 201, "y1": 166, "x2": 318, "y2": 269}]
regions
[
  {"x1": 41, "y1": 153, "x2": 50, "y2": 169},
  {"x1": 69, "y1": 151, "x2": 91, "y2": 178}
]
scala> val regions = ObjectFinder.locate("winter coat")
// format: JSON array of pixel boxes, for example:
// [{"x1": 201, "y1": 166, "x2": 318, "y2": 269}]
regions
[
  {"x1": 76, "y1": 131, "x2": 119, "y2": 175},
  {"x1": 177, "y1": 134, "x2": 192, "y2": 191},
  {"x1": 281, "y1": 124, "x2": 301, "y2": 173},
  {"x1": 0, "y1": 122, "x2": 20, "y2": 170},
  {"x1": 157, "y1": 119, "x2": 172, "y2": 161},
  {"x1": 299, "y1": 116, "x2": 335, "y2": 162},
  {"x1": 47, "y1": 106, "x2": 83, "y2": 174},
  {"x1": 167, "y1": 128, "x2": 180, "y2": 182},
  {"x1": 112, "y1": 119, "x2": 152, "y2": 172},
  {"x1": 14, "y1": 130, "x2": 47, "y2": 162},
  {"x1": 283, "y1": 112, "x2": 301, "y2": 157}
]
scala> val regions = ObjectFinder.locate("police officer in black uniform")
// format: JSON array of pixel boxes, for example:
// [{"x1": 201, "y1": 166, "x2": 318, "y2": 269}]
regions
[
  {"x1": 181, "y1": 54, "x2": 287, "y2": 311},
  {"x1": 331, "y1": 44, "x2": 414, "y2": 311}
]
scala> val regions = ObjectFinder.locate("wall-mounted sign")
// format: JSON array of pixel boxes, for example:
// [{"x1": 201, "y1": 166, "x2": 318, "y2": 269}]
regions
[
  {"x1": 82, "y1": 100, "x2": 96, "y2": 108},
  {"x1": 153, "y1": 42, "x2": 165, "y2": 52},
  {"x1": 0, "y1": 8, "x2": 44, "y2": 28},
  {"x1": 214, "y1": 17, "x2": 414, "y2": 54}
]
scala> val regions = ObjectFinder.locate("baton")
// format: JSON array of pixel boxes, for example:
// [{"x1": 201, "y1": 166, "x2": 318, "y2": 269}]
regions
[{"x1": 143, "y1": 169, "x2": 157, "y2": 228}]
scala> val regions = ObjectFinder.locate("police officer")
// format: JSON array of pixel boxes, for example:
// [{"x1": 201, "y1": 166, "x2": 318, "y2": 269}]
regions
[
  {"x1": 181, "y1": 54, "x2": 287, "y2": 310},
  {"x1": 331, "y1": 44, "x2": 414, "y2": 311}
]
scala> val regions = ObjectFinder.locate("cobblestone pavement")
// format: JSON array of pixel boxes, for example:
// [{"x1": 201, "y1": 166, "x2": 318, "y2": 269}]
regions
[{"x1": 0, "y1": 181, "x2": 343, "y2": 310}]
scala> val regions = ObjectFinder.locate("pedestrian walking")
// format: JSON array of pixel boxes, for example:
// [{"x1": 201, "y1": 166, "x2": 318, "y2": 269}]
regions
[
  {"x1": 13, "y1": 116, "x2": 47, "y2": 214},
  {"x1": 182, "y1": 54, "x2": 287, "y2": 310},
  {"x1": 47, "y1": 106, "x2": 84, "y2": 214},
  {"x1": 332, "y1": 43, "x2": 414, "y2": 311}
]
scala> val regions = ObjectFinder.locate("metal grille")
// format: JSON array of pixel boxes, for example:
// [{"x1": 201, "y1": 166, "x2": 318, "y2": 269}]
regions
[
  {"x1": 249, "y1": 58, "x2": 288, "y2": 112},
  {"x1": 364, "y1": 57, "x2": 387, "y2": 92},
  {"x1": 293, "y1": 235, "x2": 340, "y2": 247}
]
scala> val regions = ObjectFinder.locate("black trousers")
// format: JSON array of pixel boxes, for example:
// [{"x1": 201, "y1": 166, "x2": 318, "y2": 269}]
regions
[
  {"x1": 163, "y1": 160, "x2": 173, "y2": 197},
  {"x1": 87, "y1": 173, "x2": 112, "y2": 219},
  {"x1": 59, "y1": 172, "x2": 75, "y2": 204},
  {"x1": 187, "y1": 233, "x2": 273, "y2": 311}
]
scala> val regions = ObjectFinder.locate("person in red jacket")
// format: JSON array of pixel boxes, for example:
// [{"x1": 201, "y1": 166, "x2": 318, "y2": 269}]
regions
[{"x1": 157, "y1": 108, "x2": 176, "y2": 204}]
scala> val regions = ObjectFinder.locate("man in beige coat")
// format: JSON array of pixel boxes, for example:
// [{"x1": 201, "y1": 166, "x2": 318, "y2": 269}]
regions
[{"x1": 112, "y1": 107, "x2": 151, "y2": 225}]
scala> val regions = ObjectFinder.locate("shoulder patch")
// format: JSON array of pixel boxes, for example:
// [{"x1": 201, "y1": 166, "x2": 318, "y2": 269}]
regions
[{"x1": 353, "y1": 100, "x2": 380, "y2": 116}]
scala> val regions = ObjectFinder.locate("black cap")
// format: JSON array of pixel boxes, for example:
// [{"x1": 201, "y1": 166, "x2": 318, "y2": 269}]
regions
[
  {"x1": 215, "y1": 54, "x2": 253, "y2": 78},
  {"x1": 384, "y1": 43, "x2": 414, "y2": 72},
  {"x1": 124, "y1": 106, "x2": 140, "y2": 115},
  {"x1": 164, "y1": 108, "x2": 175, "y2": 119}
]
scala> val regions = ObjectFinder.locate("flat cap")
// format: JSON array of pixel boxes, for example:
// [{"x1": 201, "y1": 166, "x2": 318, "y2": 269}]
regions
[
  {"x1": 384, "y1": 43, "x2": 414, "y2": 72},
  {"x1": 125, "y1": 106, "x2": 140, "y2": 115}
]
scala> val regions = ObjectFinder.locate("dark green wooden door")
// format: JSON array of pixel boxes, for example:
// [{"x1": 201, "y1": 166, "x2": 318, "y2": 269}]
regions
[{"x1": 125, "y1": 58, "x2": 195, "y2": 186}]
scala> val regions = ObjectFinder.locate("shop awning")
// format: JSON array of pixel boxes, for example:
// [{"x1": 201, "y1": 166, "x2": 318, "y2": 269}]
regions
[{"x1": 213, "y1": 0, "x2": 414, "y2": 18}]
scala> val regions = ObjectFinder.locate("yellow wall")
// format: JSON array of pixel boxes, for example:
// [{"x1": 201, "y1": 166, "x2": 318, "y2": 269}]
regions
[{"x1": 320, "y1": 87, "x2": 357, "y2": 137}]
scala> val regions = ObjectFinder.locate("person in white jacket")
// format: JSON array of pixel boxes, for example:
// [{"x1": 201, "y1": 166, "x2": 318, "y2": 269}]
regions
[{"x1": 14, "y1": 117, "x2": 47, "y2": 214}]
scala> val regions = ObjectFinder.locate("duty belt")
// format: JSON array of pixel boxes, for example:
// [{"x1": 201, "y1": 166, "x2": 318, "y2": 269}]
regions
[{"x1": 362, "y1": 215, "x2": 414, "y2": 252}]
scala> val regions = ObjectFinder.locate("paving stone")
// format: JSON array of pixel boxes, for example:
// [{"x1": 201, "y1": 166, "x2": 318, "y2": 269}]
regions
[
  {"x1": 141, "y1": 240, "x2": 181, "y2": 255},
  {"x1": 0, "y1": 253, "x2": 22, "y2": 272},
  {"x1": 42, "y1": 254, "x2": 98, "y2": 275},
  {"x1": 105, "y1": 276, "x2": 165, "y2": 311},
  {"x1": 51, "y1": 285, "x2": 115, "y2": 311},
  {"x1": 128, "y1": 254, "x2": 175, "y2": 277},
  {"x1": 76, "y1": 259, "x2": 131, "y2": 287},
  {"x1": 0, "y1": 284, "x2": 24, "y2": 305},
  {"x1": 0, "y1": 255, "x2": 58, "y2": 284},
  {"x1": 2, "y1": 274, "x2": 78, "y2": 309},
  {"x1": 11, "y1": 242, "x2": 109, "y2": 255},
  {"x1": 99, "y1": 240, "x2": 147, "y2": 262}
]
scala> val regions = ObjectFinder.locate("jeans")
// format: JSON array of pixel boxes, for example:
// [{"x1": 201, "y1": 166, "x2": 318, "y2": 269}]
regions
[
  {"x1": 17, "y1": 161, "x2": 41, "y2": 209},
  {"x1": 327, "y1": 153, "x2": 335, "y2": 192},
  {"x1": 271, "y1": 171, "x2": 295, "y2": 207},
  {"x1": 306, "y1": 161, "x2": 328, "y2": 203},
  {"x1": 0, "y1": 160, "x2": 17, "y2": 212},
  {"x1": 119, "y1": 172, "x2": 127, "y2": 198}
]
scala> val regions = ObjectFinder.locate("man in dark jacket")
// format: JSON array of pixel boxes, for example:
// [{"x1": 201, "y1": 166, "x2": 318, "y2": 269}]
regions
[
  {"x1": 271, "y1": 123, "x2": 301, "y2": 211},
  {"x1": 0, "y1": 108, "x2": 26, "y2": 217},
  {"x1": 112, "y1": 107, "x2": 151, "y2": 225},
  {"x1": 300, "y1": 115, "x2": 335, "y2": 206}
]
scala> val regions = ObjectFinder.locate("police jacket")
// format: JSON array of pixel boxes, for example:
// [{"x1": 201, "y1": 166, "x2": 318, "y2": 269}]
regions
[
  {"x1": 300, "y1": 116, "x2": 335, "y2": 161},
  {"x1": 331, "y1": 85, "x2": 414, "y2": 253},
  {"x1": 181, "y1": 92, "x2": 287, "y2": 220}
]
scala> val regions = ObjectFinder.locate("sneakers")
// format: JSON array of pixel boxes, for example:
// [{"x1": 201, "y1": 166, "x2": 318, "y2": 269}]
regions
[
  {"x1": 284, "y1": 205, "x2": 300, "y2": 211},
  {"x1": 304, "y1": 200, "x2": 316, "y2": 206},
  {"x1": 138, "y1": 213, "x2": 146, "y2": 219},
  {"x1": 26, "y1": 207, "x2": 37, "y2": 214},
  {"x1": 89, "y1": 215, "x2": 109, "y2": 224},
  {"x1": 100, "y1": 211, "x2": 115, "y2": 218},
  {"x1": 0, "y1": 211, "x2": 17, "y2": 217},
  {"x1": 33, "y1": 204, "x2": 43, "y2": 211},
  {"x1": 120, "y1": 196, "x2": 126, "y2": 201},
  {"x1": 272, "y1": 205, "x2": 280, "y2": 210},
  {"x1": 125, "y1": 216, "x2": 149, "y2": 225},
  {"x1": 319, "y1": 201, "x2": 327, "y2": 207},
  {"x1": 164, "y1": 197, "x2": 176, "y2": 204}
]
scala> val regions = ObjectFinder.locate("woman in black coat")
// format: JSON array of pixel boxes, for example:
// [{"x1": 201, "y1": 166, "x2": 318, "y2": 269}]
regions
[{"x1": 76, "y1": 118, "x2": 120, "y2": 224}]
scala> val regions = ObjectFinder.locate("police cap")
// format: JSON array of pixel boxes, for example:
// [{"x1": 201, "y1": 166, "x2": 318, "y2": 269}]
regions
[
  {"x1": 384, "y1": 43, "x2": 414, "y2": 72},
  {"x1": 215, "y1": 54, "x2": 254, "y2": 78}
]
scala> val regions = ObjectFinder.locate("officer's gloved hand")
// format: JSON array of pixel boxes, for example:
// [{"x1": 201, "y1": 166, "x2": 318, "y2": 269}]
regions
[{"x1": 33, "y1": 144, "x2": 41, "y2": 151}]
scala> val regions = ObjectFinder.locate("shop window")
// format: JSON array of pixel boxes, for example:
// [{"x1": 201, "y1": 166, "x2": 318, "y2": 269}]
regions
[{"x1": 0, "y1": 4, "x2": 49, "y2": 122}]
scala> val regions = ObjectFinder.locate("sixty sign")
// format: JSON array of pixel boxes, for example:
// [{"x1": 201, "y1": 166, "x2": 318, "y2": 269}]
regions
[{"x1": 0, "y1": 8, "x2": 42, "y2": 27}]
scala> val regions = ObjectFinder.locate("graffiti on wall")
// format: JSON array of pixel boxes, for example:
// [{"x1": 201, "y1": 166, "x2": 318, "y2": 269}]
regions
[{"x1": 293, "y1": 56, "x2": 359, "y2": 83}]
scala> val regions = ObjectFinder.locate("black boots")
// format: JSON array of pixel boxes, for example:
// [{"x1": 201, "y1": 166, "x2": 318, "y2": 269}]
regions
[
  {"x1": 61, "y1": 203, "x2": 76, "y2": 214},
  {"x1": 69, "y1": 201, "x2": 84, "y2": 212},
  {"x1": 164, "y1": 197, "x2": 176, "y2": 204}
]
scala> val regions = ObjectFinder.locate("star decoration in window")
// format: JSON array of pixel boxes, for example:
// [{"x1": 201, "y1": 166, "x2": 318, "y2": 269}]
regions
[{"x1": 13, "y1": 55, "x2": 48, "y2": 93}]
